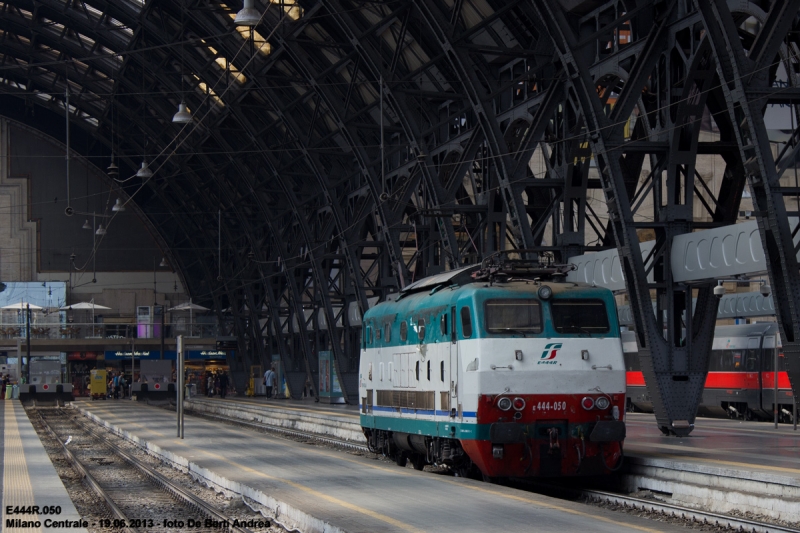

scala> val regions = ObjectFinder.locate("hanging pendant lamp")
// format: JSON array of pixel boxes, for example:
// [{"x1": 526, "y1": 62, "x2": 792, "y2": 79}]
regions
[
  {"x1": 172, "y1": 101, "x2": 192, "y2": 123},
  {"x1": 107, "y1": 154, "x2": 119, "y2": 178},
  {"x1": 136, "y1": 161, "x2": 153, "y2": 179},
  {"x1": 82, "y1": 220, "x2": 91, "y2": 230},
  {"x1": 235, "y1": 0, "x2": 261, "y2": 26},
  {"x1": 95, "y1": 225, "x2": 107, "y2": 236},
  {"x1": 112, "y1": 198, "x2": 126, "y2": 212}
]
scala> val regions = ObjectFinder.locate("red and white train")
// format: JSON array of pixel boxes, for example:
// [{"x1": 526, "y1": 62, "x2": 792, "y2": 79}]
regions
[{"x1": 624, "y1": 323, "x2": 795, "y2": 422}]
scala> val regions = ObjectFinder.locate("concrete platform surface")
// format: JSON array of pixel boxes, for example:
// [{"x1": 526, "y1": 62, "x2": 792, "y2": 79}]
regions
[
  {"x1": 624, "y1": 412, "x2": 800, "y2": 478},
  {"x1": 1, "y1": 400, "x2": 88, "y2": 533},
  {"x1": 76, "y1": 400, "x2": 687, "y2": 533},
  {"x1": 197, "y1": 396, "x2": 800, "y2": 478}
]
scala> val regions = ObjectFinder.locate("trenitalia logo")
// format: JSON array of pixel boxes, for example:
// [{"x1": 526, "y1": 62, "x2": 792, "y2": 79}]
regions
[{"x1": 541, "y1": 343, "x2": 562, "y2": 360}]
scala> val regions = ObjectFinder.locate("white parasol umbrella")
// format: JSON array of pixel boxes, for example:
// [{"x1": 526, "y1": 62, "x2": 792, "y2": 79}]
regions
[
  {"x1": 59, "y1": 300, "x2": 111, "y2": 332},
  {"x1": 59, "y1": 302, "x2": 112, "y2": 310},
  {"x1": 2, "y1": 302, "x2": 43, "y2": 310},
  {"x1": 169, "y1": 299, "x2": 208, "y2": 337}
]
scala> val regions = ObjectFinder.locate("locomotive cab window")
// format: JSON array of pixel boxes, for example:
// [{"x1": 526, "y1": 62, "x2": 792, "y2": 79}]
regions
[
  {"x1": 485, "y1": 299, "x2": 542, "y2": 334},
  {"x1": 460, "y1": 307, "x2": 472, "y2": 338},
  {"x1": 551, "y1": 299, "x2": 609, "y2": 334}
]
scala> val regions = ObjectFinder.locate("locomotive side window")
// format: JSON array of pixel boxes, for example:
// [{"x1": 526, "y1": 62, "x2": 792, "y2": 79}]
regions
[
  {"x1": 366, "y1": 326, "x2": 373, "y2": 345},
  {"x1": 416, "y1": 361, "x2": 420, "y2": 381},
  {"x1": 418, "y1": 318, "x2": 426, "y2": 341},
  {"x1": 440, "y1": 361, "x2": 445, "y2": 382},
  {"x1": 460, "y1": 307, "x2": 473, "y2": 338},
  {"x1": 709, "y1": 349, "x2": 744, "y2": 371},
  {"x1": 440, "y1": 314, "x2": 448, "y2": 336},
  {"x1": 427, "y1": 360, "x2": 431, "y2": 381},
  {"x1": 384, "y1": 323, "x2": 391, "y2": 342},
  {"x1": 376, "y1": 327, "x2": 381, "y2": 341},
  {"x1": 485, "y1": 299, "x2": 542, "y2": 334},
  {"x1": 551, "y1": 299, "x2": 609, "y2": 334},
  {"x1": 400, "y1": 321, "x2": 408, "y2": 341}
]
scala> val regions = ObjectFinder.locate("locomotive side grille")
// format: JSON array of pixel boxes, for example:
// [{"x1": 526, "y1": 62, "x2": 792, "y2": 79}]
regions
[
  {"x1": 375, "y1": 389, "x2": 435, "y2": 410},
  {"x1": 441, "y1": 392, "x2": 450, "y2": 411}
]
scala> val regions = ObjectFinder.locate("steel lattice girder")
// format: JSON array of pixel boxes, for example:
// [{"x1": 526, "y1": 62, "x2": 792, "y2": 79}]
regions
[{"x1": 1, "y1": 0, "x2": 800, "y2": 429}]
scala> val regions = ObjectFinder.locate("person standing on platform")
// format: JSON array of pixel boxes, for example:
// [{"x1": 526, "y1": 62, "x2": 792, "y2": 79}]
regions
[
  {"x1": 112, "y1": 373, "x2": 120, "y2": 399},
  {"x1": 1, "y1": 373, "x2": 6, "y2": 399},
  {"x1": 219, "y1": 371, "x2": 228, "y2": 398},
  {"x1": 207, "y1": 372, "x2": 214, "y2": 397},
  {"x1": 264, "y1": 366, "x2": 276, "y2": 399}
]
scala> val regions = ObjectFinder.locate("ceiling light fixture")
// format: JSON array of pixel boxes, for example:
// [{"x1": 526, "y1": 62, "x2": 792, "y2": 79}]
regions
[
  {"x1": 95, "y1": 224, "x2": 107, "y2": 236},
  {"x1": 136, "y1": 161, "x2": 153, "y2": 179},
  {"x1": 82, "y1": 219, "x2": 91, "y2": 230},
  {"x1": 172, "y1": 101, "x2": 192, "y2": 123},
  {"x1": 159, "y1": 257, "x2": 168, "y2": 268},
  {"x1": 235, "y1": 0, "x2": 261, "y2": 26},
  {"x1": 112, "y1": 198, "x2": 126, "y2": 212}
]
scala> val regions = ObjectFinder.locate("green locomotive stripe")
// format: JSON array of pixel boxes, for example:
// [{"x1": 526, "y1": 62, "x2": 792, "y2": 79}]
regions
[{"x1": 360, "y1": 413, "x2": 490, "y2": 440}]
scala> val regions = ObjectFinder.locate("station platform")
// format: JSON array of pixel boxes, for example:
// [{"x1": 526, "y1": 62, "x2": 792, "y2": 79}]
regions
[
  {"x1": 179, "y1": 396, "x2": 800, "y2": 524},
  {"x1": 1, "y1": 400, "x2": 88, "y2": 533},
  {"x1": 73, "y1": 399, "x2": 689, "y2": 533}
]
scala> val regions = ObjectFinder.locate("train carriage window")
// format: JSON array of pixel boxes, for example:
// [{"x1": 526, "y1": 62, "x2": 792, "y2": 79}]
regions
[
  {"x1": 400, "y1": 321, "x2": 407, "y2": 342},
  {"x1": 440, "y1": 314, "x2": 448, "y2": 336},
  {"x1": 485, "y1": 299, "x2": 542, "y2": 334},
  {"x1": 551, "y1": 299, "x2": 609, "y2": 334},
  {"x1": 384, "y1": 323, "x2": 391, "y2": 342},
  {"x1": 460, "y1": 307, "x2": 473, "y2": 338},
  {"x1": 418, "y1": 318, "x2": 426, "y2": 341}
]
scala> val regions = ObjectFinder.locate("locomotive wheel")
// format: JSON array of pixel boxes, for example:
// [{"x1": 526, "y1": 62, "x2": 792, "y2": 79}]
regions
[
  {"x1": 411, "y1": 454, "x2": 426, "y2": 471},
  {"x1": 395, "y1": 452, "x2": 408, "y2": 467}
]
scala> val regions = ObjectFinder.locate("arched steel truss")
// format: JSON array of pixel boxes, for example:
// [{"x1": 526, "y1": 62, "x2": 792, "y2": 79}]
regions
[{"x1": 1, "y1": 0, "x2": 799, "y2": 433}]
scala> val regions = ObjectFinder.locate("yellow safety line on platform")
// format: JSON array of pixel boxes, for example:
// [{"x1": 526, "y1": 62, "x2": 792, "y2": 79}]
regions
[
  {"x1": 2, "y1": 401, "x2": 42, "y2": 533},
  {"x1": 83, "y1": 405, "x2": 664, "y2": 533}
]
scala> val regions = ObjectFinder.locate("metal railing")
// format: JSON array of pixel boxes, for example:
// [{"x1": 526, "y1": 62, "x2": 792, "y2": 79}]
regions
[{"x1": 0, "y1": 321, "x2": 220, "y2": 340}]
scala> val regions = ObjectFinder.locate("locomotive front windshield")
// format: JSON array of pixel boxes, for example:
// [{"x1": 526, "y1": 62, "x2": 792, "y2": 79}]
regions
[
  {"x1": 551, "y1": 299, "x2": 610, "y2": 334},
  {"x1": 485, "y1": 299, "x2": 543, "y2": 334}
]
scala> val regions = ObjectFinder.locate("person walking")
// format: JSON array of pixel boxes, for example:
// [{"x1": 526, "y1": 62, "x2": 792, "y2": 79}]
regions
[{"x1": 263, "y1": 366, "x2": 276, "y2": 399}]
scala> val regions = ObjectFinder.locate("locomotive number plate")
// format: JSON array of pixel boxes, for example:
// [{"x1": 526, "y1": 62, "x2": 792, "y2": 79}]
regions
[{"x1": 532, "y1": 401, "x2": 567, "y2": 412}]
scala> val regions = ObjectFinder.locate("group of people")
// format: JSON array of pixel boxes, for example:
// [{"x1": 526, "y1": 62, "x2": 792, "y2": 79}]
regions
[
  {"x1": 263, "y1": 367, "x2": 315, "y2": 399},
  {"x1": 205, "y1": 370, "x2": 229, "y2": 398},
  {"x1": 107, "y1": 372, "x2": 127, "y2": 399}
]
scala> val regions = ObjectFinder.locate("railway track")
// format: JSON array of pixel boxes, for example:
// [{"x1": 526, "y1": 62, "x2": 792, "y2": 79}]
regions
[
  {"x1": 188, "y1": 405, "x2": 799, "y2": 533},
  {"x1": 36, "y1": 408, "x2": 273, "y2": 533}
]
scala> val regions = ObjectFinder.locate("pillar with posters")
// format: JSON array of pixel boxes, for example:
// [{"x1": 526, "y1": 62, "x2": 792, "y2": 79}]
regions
[{"x1": 317, "y1": 350, "x2": 344, "y2": 403}]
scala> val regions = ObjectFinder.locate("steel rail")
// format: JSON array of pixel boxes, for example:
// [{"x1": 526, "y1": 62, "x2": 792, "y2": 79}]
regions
[
  {"x1": 184, "y1": 405, "x2": 798, "y2": 533},
  {"x1": 65, "y1": 413, "x2": 259, "y2": 533},
  {"x1": 580, "y1": 489, "x2": 800, "y2": 533},
  {"x1": 36, "y1": 411, "x2": 140, "y2": 533}
]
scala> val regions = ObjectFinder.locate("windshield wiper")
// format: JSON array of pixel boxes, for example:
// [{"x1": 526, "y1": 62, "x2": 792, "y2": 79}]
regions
[{"x1": 501, "y1": 328, "x2": 533, "y2": 337}]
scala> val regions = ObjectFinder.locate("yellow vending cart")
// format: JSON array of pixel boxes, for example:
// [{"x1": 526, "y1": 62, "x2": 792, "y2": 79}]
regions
[{"x1": 90, "y1": 369, "x2": 107, "y2": 400}]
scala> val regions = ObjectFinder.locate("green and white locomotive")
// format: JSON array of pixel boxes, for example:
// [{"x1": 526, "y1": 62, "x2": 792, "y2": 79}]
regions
[{"x1": 358, "y1": 253, "x2": 626, "y2": 479}]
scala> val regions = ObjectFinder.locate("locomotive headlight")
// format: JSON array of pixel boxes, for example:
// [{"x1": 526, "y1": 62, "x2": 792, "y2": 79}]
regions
[
  {"x1": 497, "y1": 397, "x2": 512, "y2": 411},
  {"x1": 581, "y1": 396, "x2": 595, "y2": 410},
  {"x1": 595, "y1": 396, "x2": 610, "y2": 410},
  {"x1": 512, "y1": 397, "x2": 526, "y2": 410},
  {"x1": 538, "y1": 285, "x2": 553, "y2": 300}
]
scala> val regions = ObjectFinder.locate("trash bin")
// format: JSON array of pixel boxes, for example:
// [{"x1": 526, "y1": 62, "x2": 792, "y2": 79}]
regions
[
  {"x1": 186, "y1": 384, "x2": 196, "y2": 399},
  {"x1": 10, "y1": 384, "x2": 19, "y2": 399}
]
